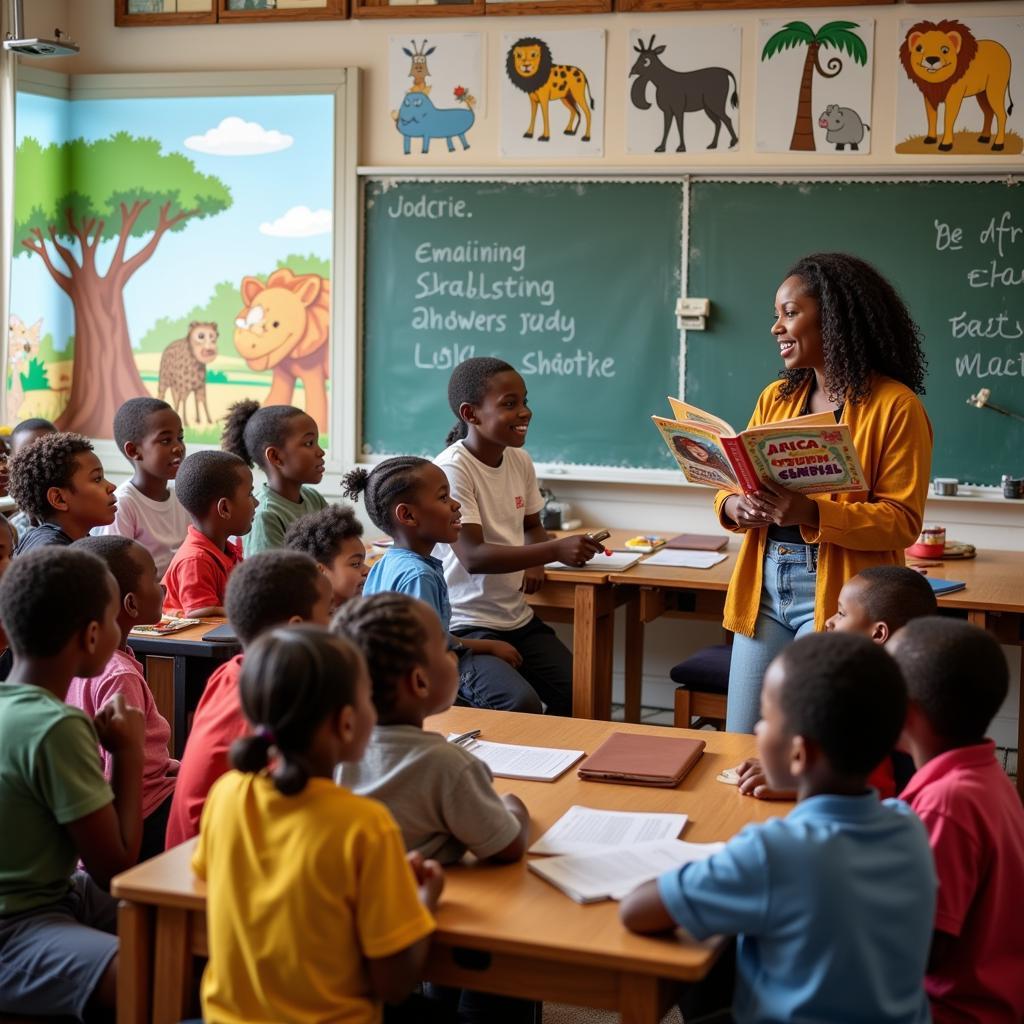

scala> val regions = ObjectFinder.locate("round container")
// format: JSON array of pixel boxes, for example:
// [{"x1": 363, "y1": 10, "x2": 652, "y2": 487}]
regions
[
  {"x1": 1002, "y1": 475, "x2": 1024, "y2": 500},
  {"x1": 933, "y1": 477, "x2": 958, "y2": 496},
  {"x1": 907, "y1": 525, "x2": 946, "y2": 559}
]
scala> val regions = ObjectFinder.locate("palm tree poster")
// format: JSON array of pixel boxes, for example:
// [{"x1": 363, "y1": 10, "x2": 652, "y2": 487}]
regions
[
  {"x1": 10, "y1": 89, "x2": 335, "y2": 443},
  {"x1": 626, "y1": 25, "x2": 741, "y2": 157},
  {"x1": 756, "y1": 19, "x2": 874, "y2": 155}
]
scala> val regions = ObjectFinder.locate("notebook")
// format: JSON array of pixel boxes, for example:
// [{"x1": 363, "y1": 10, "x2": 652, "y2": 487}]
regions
[
  {"x1": 666, "y1": 533, "x2": 728, "y2": 552},
  {"x1": 202, "y1": 622, "x2": 238, "y2": 642},
  {"x1": 528, "y1": 805, "x2": 689, "y2": 856},
  {"x1": 129, "y1": 616, "x2": 201, "y2": 637},
  {"x1": 927, "y1": 578, "x2": 966, "y2": 596},
  {"x1": 447, "y1": 735, "x2": 584, "y2": 781},
  {"x1": 577, "y1": 732, "x2": 706, "y2": 788},
  {"x1": 545, "y1": 552, "x2": 642, "y2": 572}
]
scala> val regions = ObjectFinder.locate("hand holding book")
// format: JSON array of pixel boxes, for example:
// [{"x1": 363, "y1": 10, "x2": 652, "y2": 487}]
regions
[{"x1": 742, "y1": 477, "x2": 820, "y2": 529}]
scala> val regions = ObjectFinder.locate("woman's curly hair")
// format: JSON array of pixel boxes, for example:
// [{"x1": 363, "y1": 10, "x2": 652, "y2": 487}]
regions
[{"x1": 778, "y1": 253, "x2": 927, "y2": 405}]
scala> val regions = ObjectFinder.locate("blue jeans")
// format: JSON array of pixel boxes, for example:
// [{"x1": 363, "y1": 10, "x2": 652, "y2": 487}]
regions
[{"x1": 726, "y1": 540, "x2": 818, "y2": 733}]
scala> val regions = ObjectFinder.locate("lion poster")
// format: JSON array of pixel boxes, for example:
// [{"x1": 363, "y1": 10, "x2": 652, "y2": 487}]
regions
[
  {"x1": 500, "y1": 30, "x2": 606, "y2": 158},
  {"x1": 11, "y1": 88, "x2": 336, "y2": 444},
  {"x1": 756, "y1": 18, "x2": 874, "y2": 154},
  {"x1": 895, "y1": 17, "x2": 1022, "y2": 156}
]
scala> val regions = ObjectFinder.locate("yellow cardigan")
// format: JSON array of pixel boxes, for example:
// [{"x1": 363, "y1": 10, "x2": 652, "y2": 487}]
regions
[{"x1": 714, "y1": 375, "x2": 933, "y2": 637}]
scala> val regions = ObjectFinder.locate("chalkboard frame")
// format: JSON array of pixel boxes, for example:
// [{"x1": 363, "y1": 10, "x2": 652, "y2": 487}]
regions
[{"x1": 353, "y1": 169, "x2": 1023, "y2": 488}]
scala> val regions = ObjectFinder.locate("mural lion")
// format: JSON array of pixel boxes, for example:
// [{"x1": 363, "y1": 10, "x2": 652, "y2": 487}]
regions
[
  {"x1": 505, "y1": 37, "x2": 594, "y2": 143},
  {"x1": 899, "y1": 20, "x2": 1014, "y2": 152},
  {"x1": 233, "y1": 268, "x2": 330, "y2": 435}
]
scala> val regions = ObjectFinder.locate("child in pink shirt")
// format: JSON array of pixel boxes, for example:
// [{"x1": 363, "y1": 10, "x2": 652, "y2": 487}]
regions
[
  {"x1": 890, "y1": 617, "x2": 1024, "y2": 1024},
  {"x1": 67, "y1": 535, "x2": 178, "y2": 861}
]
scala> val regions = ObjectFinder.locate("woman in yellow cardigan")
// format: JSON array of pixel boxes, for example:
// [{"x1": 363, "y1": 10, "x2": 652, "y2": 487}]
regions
[{"x1": 718, "y1": 253, "x2": 932, "y2": 733}]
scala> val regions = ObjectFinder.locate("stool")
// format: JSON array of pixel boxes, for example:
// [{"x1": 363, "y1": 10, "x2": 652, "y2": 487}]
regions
[{"x1": 672, "y1": 643, "x2": 730, "y2": 729}]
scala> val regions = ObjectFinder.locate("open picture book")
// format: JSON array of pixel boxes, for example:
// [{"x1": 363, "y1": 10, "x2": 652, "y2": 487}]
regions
[{"x1": 652, "y1": 397, "x2": 866, "y2": 496}]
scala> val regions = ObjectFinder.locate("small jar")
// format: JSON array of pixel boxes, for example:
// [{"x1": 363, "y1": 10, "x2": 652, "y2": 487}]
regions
[
  {"x1": 919, "y1": 526, "x2": 946, "y2": 548},
  {"x1": 1002, "y1": 475, "x2": 1024, "y2": 500}
]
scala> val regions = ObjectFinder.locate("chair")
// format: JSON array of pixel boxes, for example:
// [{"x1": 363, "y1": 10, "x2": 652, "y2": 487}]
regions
[{"x1": 671, "y1": 643, "x2": 730, "y2": 729}]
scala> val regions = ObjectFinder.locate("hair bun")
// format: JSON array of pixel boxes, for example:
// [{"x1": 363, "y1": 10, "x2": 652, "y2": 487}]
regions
[{"x1": 341, "y1": 467, "x2": 370, "y2": 501}]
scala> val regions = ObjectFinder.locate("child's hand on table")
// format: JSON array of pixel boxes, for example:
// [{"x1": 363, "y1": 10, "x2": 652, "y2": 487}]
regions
[
  {"x1": 735, "y1": 757, "x2": 796, "y2": 801},
  {"x1": 407, "y1": 850, "x2": 445, "y2": 911},
  {"x1": 554, "y1": 533, "x2": 605, "y2": 568}
]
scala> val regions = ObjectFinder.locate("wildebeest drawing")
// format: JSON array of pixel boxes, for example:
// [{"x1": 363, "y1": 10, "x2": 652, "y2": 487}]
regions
[{"x1": 630, "y1": 35, "x2": 739, "y2": 153}]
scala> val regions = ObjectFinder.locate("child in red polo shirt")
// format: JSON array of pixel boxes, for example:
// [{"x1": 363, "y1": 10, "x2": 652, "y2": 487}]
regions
[
  {"x1": 890, "y1": 617, "x2": 1024, "y2": 1024},
  {"x1": 161, "y1": 450, "x2": 257, "y2": 617},
  {"x1": 164, "y1": 550, "x2": 333, "y2": 848}
]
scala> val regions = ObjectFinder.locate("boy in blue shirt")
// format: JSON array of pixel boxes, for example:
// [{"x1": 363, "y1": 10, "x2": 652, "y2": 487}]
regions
[{"x1": 621, "y1": 632, "x2": 936, "y2": 1024}]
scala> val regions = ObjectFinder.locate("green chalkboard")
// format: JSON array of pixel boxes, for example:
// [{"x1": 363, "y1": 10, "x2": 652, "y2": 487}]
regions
[
  {"x1": 686, "y1": 180, "x2": 1024, "y2": 486},
  {"x1": 362, "y1": 179, "x2": 683, "y2": 469}
]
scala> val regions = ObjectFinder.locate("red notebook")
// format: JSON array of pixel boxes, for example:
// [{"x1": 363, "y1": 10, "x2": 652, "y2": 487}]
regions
[
  {"x1": 666, "y1": 533, "x2": 728, "y2": 552},
  {"x1": 577, "y1": 732, "x2": 706, "y2": 788}
]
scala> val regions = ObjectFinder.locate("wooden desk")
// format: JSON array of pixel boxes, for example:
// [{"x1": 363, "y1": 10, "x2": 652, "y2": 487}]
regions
[
  {"x1": 610, "y1": 546, "x2": 1024, "y2": 796},
  {"x1": 112, "y1": 707, "x2": 788, "y2": 1024},
  {"x1": 129, "y1": 622, "x2": 240, "y2": 759}
]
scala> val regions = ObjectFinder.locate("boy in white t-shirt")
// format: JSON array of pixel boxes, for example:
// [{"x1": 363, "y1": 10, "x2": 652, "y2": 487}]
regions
[
  {"x1": 94, "y1": 398, "x2": 189, "y2": 577},
  {"x1": 435, "y1": 358, "x2": 604, "y2": 717}
]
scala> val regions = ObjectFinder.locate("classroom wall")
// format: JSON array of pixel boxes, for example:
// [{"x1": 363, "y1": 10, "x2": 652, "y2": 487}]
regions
[{"x1": 48, "y1": 0, "x2": 1024, "y2": 752}]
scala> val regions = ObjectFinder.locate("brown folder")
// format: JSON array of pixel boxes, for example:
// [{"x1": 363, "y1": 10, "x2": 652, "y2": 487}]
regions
[
  {"x1": 666, "y1": 533, "x2": 728, "y2": 552},
  {"x1": 577, "y1": 732, "x2": 706, "y2": 788}
]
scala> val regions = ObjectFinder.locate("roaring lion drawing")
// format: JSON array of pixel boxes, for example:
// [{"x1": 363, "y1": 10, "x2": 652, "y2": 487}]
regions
[
  {"x1": 505, "y1": 37, "x2": 594, "y2": 143},
  {"x1": 233, "y1": 268, "x2": 330, "y2": 434},
  {"x1": 899, "y1": 20, "x2": 1014, "y2": 152}
]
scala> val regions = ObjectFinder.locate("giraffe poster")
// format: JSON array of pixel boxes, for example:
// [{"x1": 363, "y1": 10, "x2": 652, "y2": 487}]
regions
[
  {"x1": 756, "y1": 18, "x2": 874, "y2": 154},
  {"x1": 388, "y1": 33, "x2": 484, "y2": 159},
  {"x1": 500, "y1": 30, "x2": 606, "y2": 158},
  {"x1": 11, "y1": 89, "x2": 335, "y2": 443}
]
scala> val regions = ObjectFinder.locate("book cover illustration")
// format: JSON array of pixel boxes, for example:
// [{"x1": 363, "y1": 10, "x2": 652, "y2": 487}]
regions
[{"x1": 742, "y1": 423, "x2": 866, "y2": 494}]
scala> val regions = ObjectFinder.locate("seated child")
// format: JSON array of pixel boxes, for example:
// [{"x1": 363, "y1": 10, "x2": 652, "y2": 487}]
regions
[
  {"x1": 621, "y1": 632, "x2": 936, "y2": 1024},
  {"x1": 8, "y1": 432, "x2": 116, "y2": 553},
  {"x1": 737, "y1": 564, "x2": 938, "y2": 799},
  {"x1": 283, "y1": 502, "x2": 369, "y2": 608},
  {"x1": 67, "y1": 536, "x2": 178, "y2": 861},
  {"x1": 344, "y1": 457, "x2": 544, "y2": 713},
  {"x1": 0, "y1": 547, "x2": 145, "y2": 1020},
  {"x1": 890, "y1": 618, "x2": 1024, "y2": 1024},
  {"x1": 161, "y1": 449, "x2": 256, "y2": 617},
  {"x1": 5, "y1": 417, "x2": 56, "y2": 538},
  {"x1": 194, "y1": 625, "x2": 441, "y2": 1024},
  {"x1": 0, "y1": 517, "x2": 15, "y2": 677},
  {"x1": 165, "y1": 549, "x2": 332, "y2": 847},
  {"x1": 222, "y1": 399, "x2": 326, "y2": 556},
  {"x1": 333, "y1": 592, "x2": 529, "y2": 865},
  {"x1": 95, "y1": 396, "x2": 189, "y2": 577},
  {"x1": 436, "y1": 358, "x2": 605, "y2": 716}
]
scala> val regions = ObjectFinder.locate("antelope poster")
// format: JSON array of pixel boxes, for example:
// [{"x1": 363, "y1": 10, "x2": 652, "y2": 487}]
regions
[
  {"x1": 626, "y1": 25, "x2": 742, "y2": 156},
  {"x1": 756, "y1": 18, "x2": 874, "y2": 154}
]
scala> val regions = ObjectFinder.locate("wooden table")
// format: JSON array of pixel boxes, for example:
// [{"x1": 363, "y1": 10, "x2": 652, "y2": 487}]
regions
[
  {"x1": 112, "y1": 707, "x2": 789, "y2": 1024},
  {"x1": 128, "y1": 621, "x2": 240, "y2": 759},
  {"x1": 610, "y1": 545, "x2": 1024, "y2": 796}
]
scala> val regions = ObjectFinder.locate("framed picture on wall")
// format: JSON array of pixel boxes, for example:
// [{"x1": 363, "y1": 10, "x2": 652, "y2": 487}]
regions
[
  {"x1": 485, "y1": 0, "x2": 610, "y2": 16},
  {"x1": 217, "y1": 0, "x2": 347, "y2": 21},
  {"x1": 115, "y1": 0, "x2": 216, "y2": 25},
  {"x1": 351, "y1": 0, "x2": 483, "y2": 20},
  {"x1": 615, "y1": 0, "x2": 889, "y2": 12}
]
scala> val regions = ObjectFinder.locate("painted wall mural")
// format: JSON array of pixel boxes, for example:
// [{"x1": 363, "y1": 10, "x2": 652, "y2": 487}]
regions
[{"x1": 11, "y1": 91, "x2": 335, "y2": 443}]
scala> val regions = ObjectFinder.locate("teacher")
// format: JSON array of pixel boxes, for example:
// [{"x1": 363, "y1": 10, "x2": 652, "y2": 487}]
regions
[{"x1": 716, "y1": 252, "x2": 933, "y2": 733}]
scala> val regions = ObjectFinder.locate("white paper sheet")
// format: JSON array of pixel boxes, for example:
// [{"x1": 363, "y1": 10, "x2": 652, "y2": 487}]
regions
[
  {"x1": 529, "y1": 805, "x2": 689, "y2": 856},
  {"x1": 641, "y1": 549, "x2": 728, "y2": 569},
  {"x1": 448, "y1": 736, "x2": 585, "y2": 782},
  {"x1": 545, "y1": 552, "x2": 642, "y2": 572},
  {"x1": 528, "y1": 839, "x2": 726, "y2": 903}
]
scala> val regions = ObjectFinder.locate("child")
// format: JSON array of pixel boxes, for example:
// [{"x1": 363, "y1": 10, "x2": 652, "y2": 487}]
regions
[
  {"x1": 621, "y1": 632, "x2": 936, "y2": 1024},
  {"x1": 222, "y1": 399, "x2": 326, "y2": 556},
  {"x1": 193, "y1": 625, "x2": 441, "y2": 1024},
  {"x1": 0, "y1": 517, "x2": 15, "y2": 678},
  {"x1": 890, "y1": 618, "x2": 1024, "y2": 1024},
  {"x1": 436, "y1": 357, "x2": 604, "y2": 716},
  {"x1": 344, "y1": 457, "x2": 547, "y2": 713},
  {"x1": 0, "y1": 547, "x2": 145, "y2": 1020},
  {"x1": 94, "y1": 396, "x2": 189, "y2": 577},
  {"x1": 8, "y1": 432, "x2": 117, "y2": 553},
  {"x1": 165, "y1": 549, "x2": 333, "y2": 847},
  {"x1": 737, "y1": 564, "x2": 938, "y2": 798},
  {"x1": 67, "y1": 535, "x2": 178, "y2": 861},
  {"x1": 161, "y1": 449, "x2": 257, "y2": 617},
  {"x1": 283, "y1": 502, "x2": 369, "y2": 608},
  {"x1": 5, "y1": 417, "x2": 56, "y2": 539}
]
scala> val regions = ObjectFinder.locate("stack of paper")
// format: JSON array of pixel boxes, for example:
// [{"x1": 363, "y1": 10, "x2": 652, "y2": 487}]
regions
[
  {"x1": 528, "y1": 839, "x2": 725, "y2": 903},
  {"x1": 448, "y1": 736, "x2": 585, "y2": 782},
  {"x1": 545, "y1": 552, "x2": 642, "y2": 572},
  {"x1": 528, "y1": 805, "x2": 688, "y2": 856},
  {"x1": 642, "y1": 549, "x2": 728, "y2": 569}
]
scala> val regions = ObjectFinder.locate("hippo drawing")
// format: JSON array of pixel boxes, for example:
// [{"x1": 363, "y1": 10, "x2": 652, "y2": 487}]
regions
[
  {"x1": 395, "y1": 91, "x2": 475, "y2": 155},
  {"x1": 818, "y1": 105, "x2": 870, "y2": 151}
]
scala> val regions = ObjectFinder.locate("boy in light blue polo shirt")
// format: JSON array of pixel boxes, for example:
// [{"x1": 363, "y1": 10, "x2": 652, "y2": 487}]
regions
[{"x1": 621, "y1": 632, "x2": 936, "y2": 1024}]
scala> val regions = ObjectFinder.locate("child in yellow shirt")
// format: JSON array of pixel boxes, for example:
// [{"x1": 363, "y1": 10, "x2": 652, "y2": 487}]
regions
[{"x1": 192, "y1": 625, "x2": 442, "y2": 1024}]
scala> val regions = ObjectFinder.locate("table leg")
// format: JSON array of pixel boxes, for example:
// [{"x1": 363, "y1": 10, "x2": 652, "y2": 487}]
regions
[
  {"x1": 116, "y1": 901, "x2": 153, "y2": 1024},
  {"x1": 152, "y1": 906, "x2": 193, "y2": 1024},
  {"x1": 624, "y1": 594, "x2": 644, "y2": 723},
  {"x1": 619, "y1": 974, "x2": 673, "y2": 1024},
  {"x1": 571, "y1": 585, "x2": 610, "y2": 720}
]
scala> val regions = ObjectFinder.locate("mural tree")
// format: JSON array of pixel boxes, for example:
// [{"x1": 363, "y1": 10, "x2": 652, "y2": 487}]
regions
[
  {"x1": 14, "y1": 133, "x2": 232, "y2": 436},
  {"x1": 761, "y1": 21, "x2": 867, "y2": 152}
]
